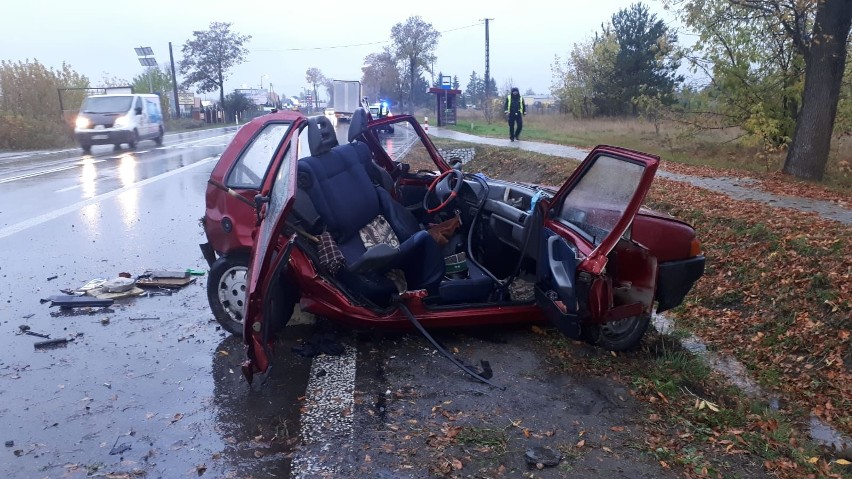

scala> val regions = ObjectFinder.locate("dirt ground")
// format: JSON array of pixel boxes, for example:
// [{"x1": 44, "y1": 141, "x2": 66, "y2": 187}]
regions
[{"x1": 287, "y1": 325, "x2": 683, "y2": 479}]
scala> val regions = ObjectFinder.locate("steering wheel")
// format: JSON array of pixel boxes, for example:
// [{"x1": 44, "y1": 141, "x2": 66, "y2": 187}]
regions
[{"x1": 423, "y1": 169, "x2": 464, "y2": 214}]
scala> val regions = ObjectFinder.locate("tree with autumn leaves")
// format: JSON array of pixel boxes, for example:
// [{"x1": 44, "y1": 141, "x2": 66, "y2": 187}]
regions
[{"x1": 554, "y1": 0, "x2": 852, "y2": 182}]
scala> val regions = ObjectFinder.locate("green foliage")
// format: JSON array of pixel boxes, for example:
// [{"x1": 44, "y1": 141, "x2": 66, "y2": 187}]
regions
[
  {"x1": 390, "y1": 16, "x2": 440, "y2": 113},
  {"x1": 669, "y1": 0, "x2": 803, "y2": 148},
  {"x1": 132, "y1": 66, "x2": 174, "y2": 118},
  {"x1": 305, "y1": 67, "x2": 325, "y2": 109},
  {"x1": 551, "y1": 2, "x2": 680, "y2": 117},
  {"x1": 361, "y1": 48, "x2": 402, "y2": 106},
  {"x1": 0, "y1": 59, "x2": 88, "y2": 149},
  {"x1": 609, "y1": 3, "x2": 682, "y2": 114},
  {"x1": 222, "y1": 91, "x2": 255, "y2": 121},
  {"x1": 179, "y1": 22, "x2": 251, "y2": 105}
]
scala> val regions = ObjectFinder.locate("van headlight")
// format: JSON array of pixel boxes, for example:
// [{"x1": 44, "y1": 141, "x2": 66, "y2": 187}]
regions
[
  {"x1": 75, "y1": 116, "x2": 91, "y2": 129},
  {"x1": 113, "y1": 115, "x2": 130, "y2": 128}
]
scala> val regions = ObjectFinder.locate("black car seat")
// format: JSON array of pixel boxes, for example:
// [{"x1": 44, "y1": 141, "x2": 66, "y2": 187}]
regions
[{"x1": 349, "y1": 107, "x2": 395, "y2": 193}]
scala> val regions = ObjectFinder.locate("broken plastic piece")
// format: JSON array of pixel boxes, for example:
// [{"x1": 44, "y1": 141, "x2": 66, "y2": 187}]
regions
[
  {"x1": 151, "y1": 270, "x2": 189, "y2": 279},
  {"x1": 48, "y1": 296, "x2": 114, "y2": 308},
  {"x1": 34, "y1": 338, "x2": 70, "y2": 349}
]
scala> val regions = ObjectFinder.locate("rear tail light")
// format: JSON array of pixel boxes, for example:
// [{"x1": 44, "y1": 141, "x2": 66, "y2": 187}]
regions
[{"x1": 689, "y1": 238, "x2": 703, "y2": 257}]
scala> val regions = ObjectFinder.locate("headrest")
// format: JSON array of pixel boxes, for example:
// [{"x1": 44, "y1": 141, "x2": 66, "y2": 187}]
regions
[
  {"x1": 307, "y1": 115, "x2": 339, "y2": 156},
  {"x1": 348, "y1": 107, "x2": 369, "y2": 143}
]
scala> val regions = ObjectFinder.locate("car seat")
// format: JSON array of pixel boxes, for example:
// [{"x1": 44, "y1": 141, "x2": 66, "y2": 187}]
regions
[
  {"x1": 349, "y1": 107, "x2": 395, "y2": 193},
  {"x1": 297, "y1": 115, "x2": 443, "y2": 305}
]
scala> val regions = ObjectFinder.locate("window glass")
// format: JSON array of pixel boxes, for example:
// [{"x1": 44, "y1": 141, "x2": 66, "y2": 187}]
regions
[
  {"x1": 557, "y1": 155, "x2": 644, "y2": 246},
  {"x1": 253, "y1": 138, "x2": 294, "y2": 279},
  {"x1": 296, "y1": 124, "x2": 311, "y2": 159},
  {"x1": 81, "y1": 96, "x2": 132, "y2": 113},
  {"x1": 226, "y1": 123, "x2": 291, "y2": 189},
  {"x1": 369, "y1": 119, "x2": 437, "y2": 172}
]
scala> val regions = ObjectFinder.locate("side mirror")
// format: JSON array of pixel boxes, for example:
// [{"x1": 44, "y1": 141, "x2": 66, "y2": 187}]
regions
[{"x1": 135, "y1": 107, "x2": 143, "y2": 115}]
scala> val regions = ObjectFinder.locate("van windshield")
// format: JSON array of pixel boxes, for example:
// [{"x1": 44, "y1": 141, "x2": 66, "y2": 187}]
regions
[{"x1": 82, "y1": 96, "x2": 133, "y2": 114}]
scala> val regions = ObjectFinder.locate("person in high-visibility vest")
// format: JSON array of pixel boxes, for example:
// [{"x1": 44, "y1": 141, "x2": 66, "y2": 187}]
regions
[{"x1": 503, "y1": 87, "x2": 526, "y2": 141}]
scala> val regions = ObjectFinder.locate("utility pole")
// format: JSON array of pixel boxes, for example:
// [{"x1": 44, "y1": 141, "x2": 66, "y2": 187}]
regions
[
  {"x1": 169, "y1": 42, "x2": 180, "y2": 118},
  {"x1": 484, "y1": 18, "x2": 492, "y2": 101}
]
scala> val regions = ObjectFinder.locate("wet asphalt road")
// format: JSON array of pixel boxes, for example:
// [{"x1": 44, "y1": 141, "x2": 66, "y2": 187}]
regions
[{"x1": 0, "y1": 127, "x2": 315, "y2": 478}]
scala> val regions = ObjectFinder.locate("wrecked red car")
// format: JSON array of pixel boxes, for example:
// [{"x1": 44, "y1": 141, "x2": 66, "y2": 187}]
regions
[{"x1": 200, "y1": 108, "x2": 705, "y2": 380}]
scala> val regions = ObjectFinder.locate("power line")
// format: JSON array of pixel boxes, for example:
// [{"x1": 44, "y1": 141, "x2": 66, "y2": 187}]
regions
[{"x1": 253, "y1": 21, "x2": 483, "y2": 52}]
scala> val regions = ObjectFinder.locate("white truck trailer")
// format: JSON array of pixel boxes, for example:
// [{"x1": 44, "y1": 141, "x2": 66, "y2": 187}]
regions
[{"x1": 332, "y1": 80, "x2": 362, "y2": 122}]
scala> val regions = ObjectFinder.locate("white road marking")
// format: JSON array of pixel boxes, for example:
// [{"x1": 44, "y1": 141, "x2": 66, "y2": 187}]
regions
[
  {"x1": 0, "y1": 164, "x2": 78, "y2": 184},
  {"x1": 291, "y1": 345, "x2": 357, "y2": 478},
  {"x1": 0, "y1": 156, "x2": 217, "y2": 240}
]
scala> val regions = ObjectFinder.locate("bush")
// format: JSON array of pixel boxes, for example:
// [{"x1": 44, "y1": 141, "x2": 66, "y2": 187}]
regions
[{"x1": 0, "y1": 114, "x2": 74, "y2": 150}]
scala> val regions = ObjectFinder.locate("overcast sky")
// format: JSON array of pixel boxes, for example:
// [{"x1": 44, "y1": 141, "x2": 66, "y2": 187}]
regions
[{"x1": 0, "y1": 0, "x2": 679, "y2": 101}]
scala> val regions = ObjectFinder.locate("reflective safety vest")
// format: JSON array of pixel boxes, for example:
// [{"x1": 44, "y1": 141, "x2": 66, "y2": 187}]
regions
[{"x1": 506, "y1": 94, "x2": 525, "y2": 114}]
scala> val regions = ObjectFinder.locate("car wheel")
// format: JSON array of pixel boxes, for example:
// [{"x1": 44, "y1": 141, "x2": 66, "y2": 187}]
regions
[
  {"x1": 207, "y1": 254, "x2": 250, "y2": 336},
  {"x1": 583, "y1": 313, "x2": 650, "y2": 351},
  {"x1": 128, "y1": 130, "x2": 138, "y2": 149},
  {"x1": 155, "y1": 126, "x2": 164, "y2": 146},
  {"x1": 81, "y1": 144, "x2": 91, "y2": 153}
]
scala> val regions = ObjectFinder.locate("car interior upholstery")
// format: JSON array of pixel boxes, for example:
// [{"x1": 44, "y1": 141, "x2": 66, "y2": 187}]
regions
[{"x1": 290, "y1": 113, "x2": 498, "y2": 307}]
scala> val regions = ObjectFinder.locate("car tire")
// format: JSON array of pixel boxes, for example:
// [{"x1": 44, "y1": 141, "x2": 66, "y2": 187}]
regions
[
  {"x1": 128, "y1": 130, "x2": 138, "y2": 149},
  {"x1": 583, "y1": 313, "x2": 650, "y2": 352},
  {"x1": 207, "y1": 253, "x2": 250, "y2": 336},
  {"x1": 155, "y1": 126, "x2": 164, "y2": 146},
  {"x1": 81, "y1": 144, "x2": 91, "y2": 153}
]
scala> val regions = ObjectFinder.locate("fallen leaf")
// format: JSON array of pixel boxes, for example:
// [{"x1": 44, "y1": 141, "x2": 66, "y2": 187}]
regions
[
  {"x1": 576, "y1": 439, "x2": 585, "y2": 448},
  {"x1": 452, "y1": 458, "x2": 463, "y2": 470},
  {"x1": 170, "y1": 413, "x2": 183, "y2": 423},
  {"x1": 602, "y1": 446, "x2": 613, "y2": 453},
  {"x1": 808, "y1": 457, "x2": 819, "y2": 464},
  {"x1": 364, "y1": 454, "x2": 371, "y2": 463},
  {"x1": 835, "y1": 459, "x2": 851, "y2": 465}
]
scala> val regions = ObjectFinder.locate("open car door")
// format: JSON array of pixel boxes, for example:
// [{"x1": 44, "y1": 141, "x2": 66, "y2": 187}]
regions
[
  {"x1": 241, "y1": 133, "x2": 299, "y2": 383},
  {"x1": 535, "y1": 146, "x2": 659, "y2": 343}
]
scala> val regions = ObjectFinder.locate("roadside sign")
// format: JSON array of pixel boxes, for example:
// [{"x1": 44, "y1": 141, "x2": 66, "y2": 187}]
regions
[{"x1": 178, "y1": 92, "x2": 194, "y2": 105}]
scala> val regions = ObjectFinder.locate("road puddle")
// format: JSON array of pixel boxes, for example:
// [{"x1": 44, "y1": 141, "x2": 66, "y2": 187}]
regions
[{"x1": 652, "y1": 314, "x2": 851, "y2": 456}]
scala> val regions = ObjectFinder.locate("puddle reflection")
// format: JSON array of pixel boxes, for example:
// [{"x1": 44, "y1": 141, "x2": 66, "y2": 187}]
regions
[{"x1": 80, "y1": 157, "x2": 98, "y2": 198}]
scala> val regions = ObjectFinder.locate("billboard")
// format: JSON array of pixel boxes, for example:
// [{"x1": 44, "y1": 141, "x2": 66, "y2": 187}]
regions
[{"x1": 235, "y1": 88, "x2": 269, "y2": 106}]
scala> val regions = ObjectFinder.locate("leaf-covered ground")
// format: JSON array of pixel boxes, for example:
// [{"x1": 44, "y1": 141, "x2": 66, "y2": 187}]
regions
[{"x1": 459, "y1": 143, "x2": 851, "y2": 478}]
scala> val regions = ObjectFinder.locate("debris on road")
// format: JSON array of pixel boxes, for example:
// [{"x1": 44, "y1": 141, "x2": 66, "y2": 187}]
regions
[
  {"x1": 4, "y1": 441, "x2": 13, "y2": 448},
  {"x1": 109, "y1": 442, "x2": 132, "y2": 455},
  {"x1": 136, "y1": 276, "x2": 193, "y2": 289},
  {"x1": 46, "y1": 275, "x2": 58, "y2": 281},
  {"x1": 33, "y1": 337, "x2": 71, "y2": 349},
  {"x1": 47, "y1": 296, "x2": 114, "y2": 308},
  {"x1": 129, "y1": 317, "x2": 161, "y2": 321},
  {"x1": 524, "y1": 446, "x2": 561, "y2": 467},
  {"x1": 17, "y1": 324, "x2": 50, "y2": 339}
]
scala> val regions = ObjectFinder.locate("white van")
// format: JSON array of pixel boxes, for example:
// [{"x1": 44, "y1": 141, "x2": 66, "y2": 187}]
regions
[{"x1": 74, "y1": 93, "x2": 164, "y2": 152}]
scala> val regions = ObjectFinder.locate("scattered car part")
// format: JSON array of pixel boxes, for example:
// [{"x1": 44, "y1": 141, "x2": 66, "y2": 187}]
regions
[
  {"x1": 33, "y1": 338, "x2": 70, "y2": 349},
  {"x1": 399, "y1": 301, "x2": 502, "y2": 389},
  {"x1": 48, "y1": 296, "x2": 114, "y2": 308}
]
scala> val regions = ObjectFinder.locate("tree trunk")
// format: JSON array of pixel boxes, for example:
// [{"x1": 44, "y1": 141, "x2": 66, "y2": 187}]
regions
[
  {"x1": 218, "y1": 62, "x2": 225, "y2": 107},
  {"x1": 783, "y1": 0, "x2": 852, "y2": 181},
  {"x1": 409, "y1": 59, "x2": 416, "y2": 115}
]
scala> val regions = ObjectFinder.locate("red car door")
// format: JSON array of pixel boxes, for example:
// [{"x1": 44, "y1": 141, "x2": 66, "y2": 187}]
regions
[
  {"x1": 241, "y1": 132, "x2": 299, "y2": 382},
  {"x1": 535, "y1": 146, "x2": 659, "y2": 338}
]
